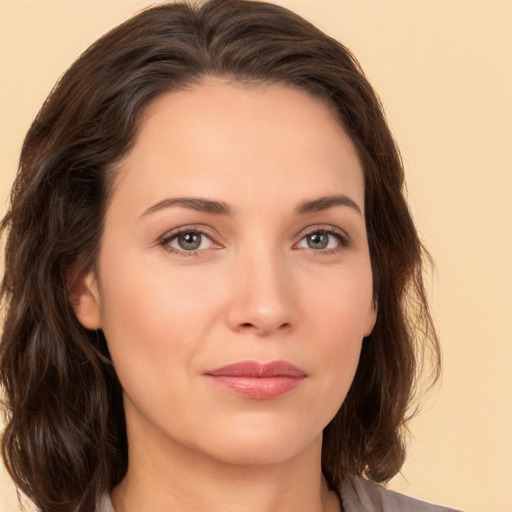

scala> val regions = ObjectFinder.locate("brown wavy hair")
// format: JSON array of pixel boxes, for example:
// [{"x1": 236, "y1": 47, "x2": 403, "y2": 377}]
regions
[{"x1": 0, "y1": 1, "x2": 440, "y2": 510}]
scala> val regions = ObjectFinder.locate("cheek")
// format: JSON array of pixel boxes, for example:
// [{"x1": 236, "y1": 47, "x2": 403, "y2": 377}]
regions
[
  {"x1": 314, "y1": 314, "x2": 363, "y2": 399},
  {"x1": 303, "y1": 258, "x2": 374, "y2": 342},
  {"x1": 298, "y1": 262, "x2": 373, "y2": 420},
  {"x1": 97, "y1": 255, "x2": 222, "y2": 387}
]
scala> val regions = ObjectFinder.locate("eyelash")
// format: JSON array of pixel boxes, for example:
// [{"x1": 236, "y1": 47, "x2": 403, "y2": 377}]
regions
[{"x1": 158, "y1": 225, "x2": 351, "y2": 257}]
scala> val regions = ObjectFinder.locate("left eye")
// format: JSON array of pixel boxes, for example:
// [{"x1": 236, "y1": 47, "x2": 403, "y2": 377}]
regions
[
  {"x1": 297, "y1": 231, "x2": 342, "y2": 250},
  {"x1": 167, "y1": 231, "x2": 213, "y2": 252}
]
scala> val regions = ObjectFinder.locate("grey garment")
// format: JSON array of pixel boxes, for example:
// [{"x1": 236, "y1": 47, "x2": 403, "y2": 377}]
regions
[
  {"x1": 97, "y1": 494, "x2": 115, "y2": 512},
  {"x1": 97, "y1": 476, "x2": 461, "y2": 511},
  {"x1": 340, "y1": 476, "x2": 461, "y2": 511}
]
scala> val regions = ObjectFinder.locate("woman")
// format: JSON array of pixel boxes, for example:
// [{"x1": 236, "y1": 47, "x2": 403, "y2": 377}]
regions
[{"x1": 0, "y1": 1, "x2": 458, "y2": 511}]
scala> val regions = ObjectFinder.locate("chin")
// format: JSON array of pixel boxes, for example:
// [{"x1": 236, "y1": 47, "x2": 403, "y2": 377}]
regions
[{"x1": 190, "y1": 420, "x2": 323, "y2": 466}]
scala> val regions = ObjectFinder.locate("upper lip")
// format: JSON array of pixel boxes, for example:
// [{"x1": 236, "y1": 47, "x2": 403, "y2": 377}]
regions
[{"x1": 205, "y1": 360, "x2": 307, "y2": 378}]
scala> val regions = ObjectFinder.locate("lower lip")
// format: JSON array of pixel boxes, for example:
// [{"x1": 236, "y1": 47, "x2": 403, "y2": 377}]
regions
[{"x1": 207, "y1": 376, "x2": 305, "y2": 399}]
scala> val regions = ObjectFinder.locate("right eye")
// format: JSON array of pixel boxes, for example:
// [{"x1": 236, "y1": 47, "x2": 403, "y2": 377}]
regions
[{"x1": 160, "y1": 229, "x2": 215, "y2": 255}]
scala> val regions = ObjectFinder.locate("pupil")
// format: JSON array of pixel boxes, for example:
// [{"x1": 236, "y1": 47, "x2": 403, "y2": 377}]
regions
[
  {"x1": 308, "y1": 232, "x2": 328, "y2": 249},
  {"x1": 178, "y1": 232, "x2": 201, "y2": 250}
]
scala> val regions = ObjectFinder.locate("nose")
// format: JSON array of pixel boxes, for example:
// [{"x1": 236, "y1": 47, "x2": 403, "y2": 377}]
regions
[{"x1": 225, "y1": 249, "x2": 297, "y2": 337}]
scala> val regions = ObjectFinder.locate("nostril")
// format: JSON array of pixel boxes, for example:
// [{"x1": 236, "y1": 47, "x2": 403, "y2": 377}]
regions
[{"x1": 237, "y1": 321, "x2": 291, "y2": 335}]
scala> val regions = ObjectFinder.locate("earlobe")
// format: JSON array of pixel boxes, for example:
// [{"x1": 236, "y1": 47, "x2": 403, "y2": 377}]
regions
[
  {"x1": 68, "y1": 267, "x2": 102, "y2": 330},
  {"x1": 364, "y1": 299, "x2": 378, "y2": 337}
]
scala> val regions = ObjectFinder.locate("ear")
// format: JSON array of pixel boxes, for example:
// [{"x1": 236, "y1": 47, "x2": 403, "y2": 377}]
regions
[
  {"x1": 363, "y1": 299, "x2": 378, "y2": 337},
  {"x1": 67, "y1": 267, "x2": 102, "y2": 330}
]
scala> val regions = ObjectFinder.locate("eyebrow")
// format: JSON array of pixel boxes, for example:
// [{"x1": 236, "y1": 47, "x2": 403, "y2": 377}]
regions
[
  {"x1": 140, "y1": 197, "x2": 232, "y2": 217},
  {"x1": 296, "y1": 194, "x2": 362, "y2": 216},
  {"x1": 140, "y1": 193, "x2": 362, "y2": 218}
]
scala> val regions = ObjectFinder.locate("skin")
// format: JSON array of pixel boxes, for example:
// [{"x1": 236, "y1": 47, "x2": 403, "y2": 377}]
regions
[{"x1": 74, "y1": 80, "x2": 376, "y2": 512}]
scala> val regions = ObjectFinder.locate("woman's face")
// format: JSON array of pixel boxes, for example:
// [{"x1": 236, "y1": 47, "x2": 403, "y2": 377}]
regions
[{"x1": 76, "y1": 80, "x2": 376, "y2": 466}]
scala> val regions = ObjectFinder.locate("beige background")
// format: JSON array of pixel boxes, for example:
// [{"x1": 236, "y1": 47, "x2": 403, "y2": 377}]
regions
[{"x1": 0, "y1": 0, "x2": 511, "y2": 511}]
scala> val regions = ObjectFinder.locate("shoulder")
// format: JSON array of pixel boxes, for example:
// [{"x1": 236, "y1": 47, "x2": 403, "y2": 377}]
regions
[
  {"x1": 96, "y1": 479, "x2": 461, "y2": 512},
  {"x1": 340, "y1": 476, "x2": 461, "y2": 512}
]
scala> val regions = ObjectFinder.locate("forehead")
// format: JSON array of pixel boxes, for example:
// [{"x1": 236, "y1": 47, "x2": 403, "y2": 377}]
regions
[{"x1": 112, "y1": 79, "x2": 364, "y2": 214}]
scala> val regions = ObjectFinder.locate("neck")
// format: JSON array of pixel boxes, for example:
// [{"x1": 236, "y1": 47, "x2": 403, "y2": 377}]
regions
[{"x1": 111, "y1": 419, "x2": 341, "y2": 512}]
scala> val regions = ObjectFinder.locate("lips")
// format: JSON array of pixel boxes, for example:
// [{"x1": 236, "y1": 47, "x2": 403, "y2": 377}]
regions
[{"x1": 205, "y1": 361, "x2": 307, "y2": 399}]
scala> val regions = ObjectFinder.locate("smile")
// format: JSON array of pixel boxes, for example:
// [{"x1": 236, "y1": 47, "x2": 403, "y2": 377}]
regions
[{"x1": 205, "y1": 360, "x2": 308, "y2": 400}]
